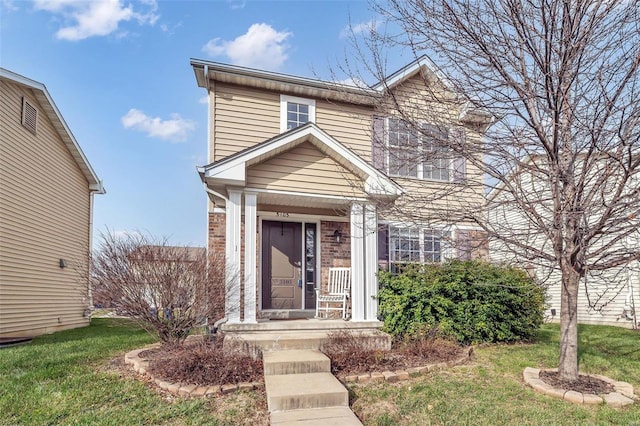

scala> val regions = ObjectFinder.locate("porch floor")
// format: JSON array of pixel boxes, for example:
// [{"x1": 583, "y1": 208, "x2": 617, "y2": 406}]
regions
[{"x1": 220, "y1": 319, "x2": 391, "y2": 359}]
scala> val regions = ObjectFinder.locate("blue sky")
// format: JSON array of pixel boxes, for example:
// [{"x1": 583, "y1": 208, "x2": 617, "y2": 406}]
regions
[{"x1": 1, "y1": 0, "x2": 407, "y2": 247}]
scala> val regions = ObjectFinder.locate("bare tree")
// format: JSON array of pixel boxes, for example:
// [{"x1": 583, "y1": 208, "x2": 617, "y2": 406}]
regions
[
  {"x1": 345, "y1": 0, "x2": 640, "y2": 380},
  {"x1": 91, "y1": 231, "x2": 225, "y2": 346}
]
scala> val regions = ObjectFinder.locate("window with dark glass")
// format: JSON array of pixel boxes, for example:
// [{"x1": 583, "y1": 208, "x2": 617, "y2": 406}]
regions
[
  {"x1": 386, "y1": 118, "x2": 451, "y2": 181},
  {"x1": 287, "y1": 102, "x2": 310, "y2": 130},
  {"x1": 304, "y1": 223, "x2": 316, "y2": 309},
  {"x1": 386, "y1": 226, "x2": 449, "y2": 270}
]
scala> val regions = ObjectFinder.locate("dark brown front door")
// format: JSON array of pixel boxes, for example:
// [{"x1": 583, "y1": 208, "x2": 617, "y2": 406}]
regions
[{"x1": 262, "y1": 221, "x2": 302, "y2": 309}]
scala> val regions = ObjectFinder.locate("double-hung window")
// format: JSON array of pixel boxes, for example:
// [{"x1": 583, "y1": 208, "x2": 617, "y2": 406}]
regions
[
  {"x1": 387, "y1": 226, "x2": 449, "y2": 268},
  {"x1": 386, "y1": 118, "x2": 451, "y2": 181},
  {"x1": 280, "y1": 95, "x2": 316, "y2": 132}
]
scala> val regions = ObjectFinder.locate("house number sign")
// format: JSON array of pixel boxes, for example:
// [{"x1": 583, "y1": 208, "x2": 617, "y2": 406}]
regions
[{"x1": 276, "y1": 212, "x2": 290, "y2": 217}]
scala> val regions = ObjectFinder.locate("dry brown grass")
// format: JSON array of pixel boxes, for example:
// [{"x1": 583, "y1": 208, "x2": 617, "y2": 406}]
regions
[
  {"x1": 321, "y1": 330, "x2": 463, "y2": 376},
  {"x1": 142, "y1": 334, "x2": 263, "y2": 386}
]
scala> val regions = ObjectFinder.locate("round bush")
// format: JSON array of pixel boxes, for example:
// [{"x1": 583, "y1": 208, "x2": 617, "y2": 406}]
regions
[{"x1": 378, "y1": 260, "x2": 546, "y2": 344}]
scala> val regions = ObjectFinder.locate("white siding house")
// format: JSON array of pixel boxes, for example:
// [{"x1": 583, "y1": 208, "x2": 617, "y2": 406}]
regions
[{"x1": 487, "y1": 157, "x2": 639, "y2": 328}]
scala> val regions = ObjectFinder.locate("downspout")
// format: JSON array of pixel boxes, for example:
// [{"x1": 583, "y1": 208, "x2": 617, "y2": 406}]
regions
[{"x1": 86, "y1": 181, "x2": 105, "y2": 317}]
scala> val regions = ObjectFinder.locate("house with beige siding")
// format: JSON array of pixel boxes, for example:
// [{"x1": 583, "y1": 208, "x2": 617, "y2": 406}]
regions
[
  {"x1": 191, "y1": 57, "x2": 491, "y2": 331},
  {"x1": 0, "y1": 68, "x2": 104, "y2": 339}
]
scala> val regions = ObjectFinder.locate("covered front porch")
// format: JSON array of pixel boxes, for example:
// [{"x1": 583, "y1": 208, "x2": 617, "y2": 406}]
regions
[{"x1": 198, "y1": 123, "x2": 403, "y2": 344}]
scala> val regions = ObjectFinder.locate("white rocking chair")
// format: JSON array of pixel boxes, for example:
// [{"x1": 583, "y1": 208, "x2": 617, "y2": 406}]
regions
[{"x1": 315, "y1": 267, "x2": 351, "y2": 320}]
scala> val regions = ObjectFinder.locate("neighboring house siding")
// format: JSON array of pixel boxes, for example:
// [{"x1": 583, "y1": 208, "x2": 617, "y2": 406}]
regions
[
  {"x1": 246, "y1": 142, "x2": 367, "y2": 197},
  {"x1": 0, "y1": 79, "x2": 91, "y2": 338},
  {"x1": 488, "y1": 171, "x2": 639, "y2": 328}
]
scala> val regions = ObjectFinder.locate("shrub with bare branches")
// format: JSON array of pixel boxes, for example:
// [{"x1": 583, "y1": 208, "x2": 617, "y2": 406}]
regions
[{"x1": 91, "y1": 231, "x2": 225, "y2": 346}]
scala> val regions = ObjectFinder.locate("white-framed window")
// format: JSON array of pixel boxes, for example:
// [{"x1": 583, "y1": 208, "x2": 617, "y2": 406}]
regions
[
  {"x1": 388, "y1": 225, "x2": 450, "y2": 266},
  {"x1": 280, "y1": 95, "x2": 316, "y2": 132},
  {"x1": 386, "y1": 118, "x2": 450, "y2": 181}
]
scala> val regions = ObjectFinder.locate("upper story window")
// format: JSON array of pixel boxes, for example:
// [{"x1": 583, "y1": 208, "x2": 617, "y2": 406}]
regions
[
  {"x1": 280, "y1": 95, "x2": 316, "y2": 132},
  {"x1": 387, "y1": 118, "x2": 450, "y2": 181}
]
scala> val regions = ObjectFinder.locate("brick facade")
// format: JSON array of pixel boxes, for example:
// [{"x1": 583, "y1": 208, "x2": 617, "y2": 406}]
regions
[{"x1": 319, "y1": 220, "x2": 351, "y2": 292}]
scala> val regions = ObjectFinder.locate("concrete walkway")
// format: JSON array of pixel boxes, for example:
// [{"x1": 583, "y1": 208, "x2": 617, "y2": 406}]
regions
[{"x1": 264, "y1": 349, "x2": 362, "y2": 425}]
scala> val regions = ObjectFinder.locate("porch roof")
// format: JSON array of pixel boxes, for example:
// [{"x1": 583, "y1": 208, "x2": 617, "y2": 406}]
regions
[{"x1": 198, "y1": 123, "x2": 404, "y2": 202}]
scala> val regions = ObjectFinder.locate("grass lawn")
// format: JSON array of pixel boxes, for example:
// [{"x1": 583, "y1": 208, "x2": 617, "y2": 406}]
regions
[
  {"x1": 351, "y1": 324, "x2": 640, "y2": 425},
  {"x1": 2, "y1": 320, "x2": 638, "y2": 425},
  {"x1": 0, "y1": 318, "x2": 267, "y2": 426}
]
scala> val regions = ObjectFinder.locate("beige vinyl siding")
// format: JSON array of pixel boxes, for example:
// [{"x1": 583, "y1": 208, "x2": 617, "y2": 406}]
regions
[
  {"x1": 247, "y1": 141, "x2": 366, "y2": 197},
  {"x1": 0, "y1": 79, "x2": 91, "y2": 338},
  {"x1": 213, "y1": 83, "x2": 280, "y2": 161},
  {"x1": 387, "y1": 73, "x2": 458, "y2": 122},
  {"x1": 315, "y1": 99, "x2": 372, "y2": 160},
  {"x1": 380, "y1": 77, "x2": 486, "y2": 222},
  {"x1": 212, "y1": 83, "x2": 374, "y2": 163}
]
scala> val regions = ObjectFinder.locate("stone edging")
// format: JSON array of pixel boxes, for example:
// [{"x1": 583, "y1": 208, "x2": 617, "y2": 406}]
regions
[
  {"x1": 341, "y1": 346, "x2": 474, "y2": 384},
  {"x1": 125, "y1": 345, "x2": 473, "y2": 397},
  {"x1": 523, "y1": 367, "x2": 636, "y2": 408},
  {"x1": 124, "y1": 346, "x2": 263, "y2": 397}
]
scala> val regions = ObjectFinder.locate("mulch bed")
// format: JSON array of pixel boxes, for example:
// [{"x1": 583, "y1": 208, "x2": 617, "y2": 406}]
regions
[
  {"x1": 138, "y1": 331, "x2": 467, "y2": 386},
  {"x1": 539, "y1": 370, "x2": 615, "y2": 394},
  {"x1": 321, "y1": 331, "x2": 466, "y2": 376},
  {"x1": 140, "y1": 334, "x2": 263, "y2": 387}
]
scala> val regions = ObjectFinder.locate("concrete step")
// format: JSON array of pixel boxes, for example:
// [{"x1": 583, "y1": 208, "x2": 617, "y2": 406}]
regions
[
  {"x1": 263, "y1": 349, "x2": 330, "y2": 376},
  {"x1": 224, "y1": 329, "x2": 391, "y2": 359},
  {"x1": 270, "y1": 406, "x2": 363, "y2": 425},
  {"x1": 265, "y1": 372, "x2": 348, "y2": 412}
]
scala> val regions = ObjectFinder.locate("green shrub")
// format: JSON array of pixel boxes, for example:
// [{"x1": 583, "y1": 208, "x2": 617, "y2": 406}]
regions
[{"x1": 377, "y1": 260, "x2": 546, "y2": 344}]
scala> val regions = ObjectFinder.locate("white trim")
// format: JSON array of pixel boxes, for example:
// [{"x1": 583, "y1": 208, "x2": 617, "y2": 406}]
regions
[
  {"x1": 0, "y1": 68, "x2": 103, "y2": 191},
  {"x1": 387, "y1": 223, "x2": 454, "y2": 264},
  {"x1": 350, "y1": 203, "x2": 365, "y2": 321},
  {"x1": 248, "y1": 187, "x2": 368, "y2": 203},
  {"x1": 258, "y1": 210, "x2": 349, "y2": 223},
  {"x1": 280, "y1": 94, "x2": 316, "y2": 132},
  {"x1": 257, "y1": 216, "x2": 322, "y2": 312},
  {"x1": 225, "y1": 190, "x2": 242, "y2": 323},
  {"x1": 244, "y1": 192, "x2": 258, "y2": 323},
  {"x1": 364, "y1": 204, "x2": 379, "y2": 321},
  {"x1": 373, "y1": 55, "x2": 453, "y2": 92},
  {"x1": 385, "y1": 117, "x2": 453, "y2": 182},
  {"x1": 203, "y1": 124, "x2": 403, "y2": 198}
]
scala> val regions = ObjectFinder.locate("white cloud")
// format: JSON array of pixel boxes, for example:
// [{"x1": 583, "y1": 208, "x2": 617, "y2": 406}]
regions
[
  {"x1": 202, "y1": 23, "x2": 292, "y2": 70},
  {"x1": 199, "y1": 95, "x2": 209, "y2": 105},
  {"x1": 33, "y1": 0, "x2": 159, "y2": 41},
  {"x1": 121, "y1": 108, "x2": 195, "y2": 142},
  {"x1": 227, "y1": 0, "x2": 245, "y2": 10},
  {"x1": 340, "y1": 18, "x2": 380, "y2": 39},
  {"x1": 335, "y1": 77, "x2": 367, "y2": 88},
  {"x1": 1, "y1": 0, "x2": 19, "y2": 12}
]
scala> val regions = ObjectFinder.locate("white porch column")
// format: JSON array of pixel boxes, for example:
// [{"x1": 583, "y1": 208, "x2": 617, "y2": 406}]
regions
[
  {"x1": 350, "y1": 203, "x2": 365, "y2": 321},
  {"x1": 243, "y1": 192, "x2": 257, "y2": 323},
  {"x1": 364, "y1": 204, "x2": 379, "y2": 321},
  {"x1": 225, "y1": 190, "x2": 242, "y2": 323}
]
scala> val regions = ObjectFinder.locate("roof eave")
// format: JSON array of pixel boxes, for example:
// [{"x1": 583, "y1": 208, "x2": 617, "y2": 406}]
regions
[
  {"x1": 190, "y1": 59, "x2": 380, "y2": 105},
  {"x1": 0, "y1": 68, "x2": 104, "y2": 193}
]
